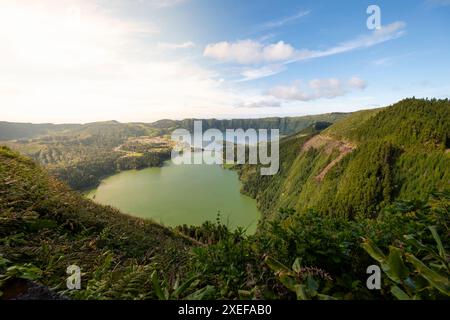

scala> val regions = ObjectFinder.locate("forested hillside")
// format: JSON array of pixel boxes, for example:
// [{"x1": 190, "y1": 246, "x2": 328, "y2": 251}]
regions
[
  {"x1": 1, "y1": 122, "x2": 172, "y2": 190},
  {"x1": 0, "y1": 146, "x2": 196, "y2": 299},
  {"x1": 238, "y1": 98, "x2": 450, "y2": 221}
]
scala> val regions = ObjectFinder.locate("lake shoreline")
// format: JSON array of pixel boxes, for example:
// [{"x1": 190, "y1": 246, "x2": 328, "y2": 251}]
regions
[{"x1": 85, "y1": 154, "x2": 261, "y2": 234}]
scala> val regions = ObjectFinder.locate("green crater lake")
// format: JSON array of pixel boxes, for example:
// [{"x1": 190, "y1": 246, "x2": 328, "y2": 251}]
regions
[{"x1": 86, "y1": 155, "x2": 260, "y2": 233}]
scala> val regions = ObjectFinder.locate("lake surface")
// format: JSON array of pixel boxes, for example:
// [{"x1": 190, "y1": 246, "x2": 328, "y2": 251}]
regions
[{"x1": 85, "y1": 154, "x2": 260, "y2": 233}]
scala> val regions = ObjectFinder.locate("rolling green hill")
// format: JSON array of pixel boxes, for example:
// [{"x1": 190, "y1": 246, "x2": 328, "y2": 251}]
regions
[{"x1": 238, "y1": 98, "x2": 450, "y2": 221}]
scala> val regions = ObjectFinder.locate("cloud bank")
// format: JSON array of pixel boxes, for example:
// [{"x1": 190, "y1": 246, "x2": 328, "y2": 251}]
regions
[
  {"x1": 266, "y1": 77, "x2": 367, "y2": 101},
  {"x1": 204, "y1": 40, "x2": 295, "y2": 64}
]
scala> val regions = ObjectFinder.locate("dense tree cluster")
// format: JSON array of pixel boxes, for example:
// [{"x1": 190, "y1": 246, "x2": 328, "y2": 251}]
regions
[{"x1": 238, "y1": 98, "x2": 450, "y2": 220}]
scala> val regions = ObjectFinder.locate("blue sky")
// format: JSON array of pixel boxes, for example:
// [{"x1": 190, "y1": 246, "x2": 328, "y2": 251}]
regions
[{"x1": 0, "y1": 0, "x2": 449, "y2": 123}]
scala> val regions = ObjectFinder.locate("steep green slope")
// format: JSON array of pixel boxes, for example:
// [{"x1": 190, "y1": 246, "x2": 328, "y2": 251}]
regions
[
  {"x1": 325, "y1": 98, "x2": 449, "y2": 147},
  {"x1": 239, "y1": 98, "x2": 450, "y2": 221},
  {"x1": 0, "y1": 146, "x2": 194, "y2": 299}
]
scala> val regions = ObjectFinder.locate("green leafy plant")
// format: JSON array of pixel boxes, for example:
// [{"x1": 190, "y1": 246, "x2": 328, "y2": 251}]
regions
[
  {"x1": 362, "y1": 226, "x2": 450, "y2": 299},
  {"x1": 265, "y1": 256, "x2": 334, "y2": 300},
  {"x1": 150, "y1": 271, "x2": 215, "y2": 300},
  {"x1": 0, "y1": 257, "x2": 43, "y2": 297}
]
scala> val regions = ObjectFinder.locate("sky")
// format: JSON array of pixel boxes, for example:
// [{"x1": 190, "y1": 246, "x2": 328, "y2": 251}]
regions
[{"x1": 0, "y1": 0, "x2": 449, "y2": 123}]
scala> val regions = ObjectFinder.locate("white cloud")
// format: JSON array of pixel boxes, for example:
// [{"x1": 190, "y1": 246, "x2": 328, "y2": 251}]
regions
[
  {"x1": 204, "y1": 21, "x2": 406, "y2": 70},
  {"x1": 263, "y1": 41, "x2": 295, "y2": 61},
  {"x1": 287, "y1": 22, "x2": 406, "y2": 63},
  {"x1": 348, "y1": 76, "x2": 368, "y2": 90},
  {"x1": 238, "y1": 65, "x2": 286, "y2": 82},
  {"x1": 157, "y1": 41, "x2": 195, "y2": 50},
  {"x1": 261, "y1": 10, "x2": 310, "y2": 29},
  {"x1": 237, "y1": 99, "x2": 282, "y2": 108},
  {"x1": 372, "y1": 57, "x2": 394, "y2": 66},
  {"x1": 267, "y1": 77, "x2": 367, "y2": 101},
  {"x1": 204, "y1": 40, "x2": 296, "y2": 64}
]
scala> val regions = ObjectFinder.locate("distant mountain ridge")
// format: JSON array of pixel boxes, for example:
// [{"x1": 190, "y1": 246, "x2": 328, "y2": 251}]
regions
[
  {"x1": 150, "y1": 112, "x2": 349, "y2": 136},
  {"x1": 0, "y1": 113, "x2": 349, "y2": 140},
  {"x1": 0, "y1": 122, "x2": 81, "y2": 140}
]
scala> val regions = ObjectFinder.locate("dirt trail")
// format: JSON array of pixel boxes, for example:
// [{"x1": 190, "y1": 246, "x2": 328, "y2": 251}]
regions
[{"x1": 301, "y1": 135, "x2": 356, "y2": 181}]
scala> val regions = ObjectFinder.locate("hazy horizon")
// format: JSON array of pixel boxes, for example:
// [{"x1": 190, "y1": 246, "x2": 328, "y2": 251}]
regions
[{"x1": 1, "y1": 106, "x2": 359, "y2": 125}]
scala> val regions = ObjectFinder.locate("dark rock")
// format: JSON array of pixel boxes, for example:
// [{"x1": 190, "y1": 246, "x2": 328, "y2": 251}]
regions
[{"x1": 1, "y1": 278, "x2": 70, "y2": 300}]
